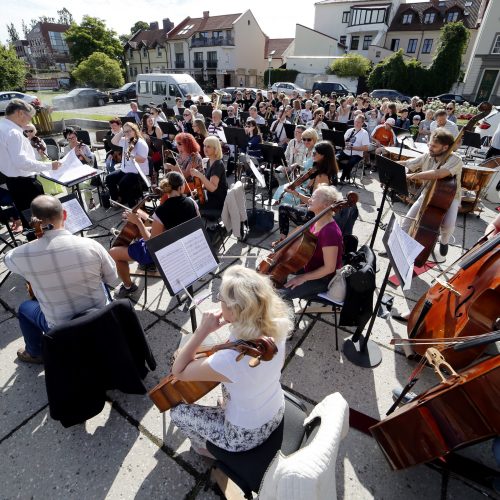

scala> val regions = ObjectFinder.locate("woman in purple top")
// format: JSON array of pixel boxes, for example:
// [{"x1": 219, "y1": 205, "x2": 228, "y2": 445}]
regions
[{"x1": 282, "y1": 185, "x2": 343, "y2": 300}]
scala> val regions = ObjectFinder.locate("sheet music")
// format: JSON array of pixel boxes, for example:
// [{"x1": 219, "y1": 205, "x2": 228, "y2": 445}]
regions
[
  {"x1": 387, "y1": 217, "x2": 424, "y2": 290},
  {"x1": 132, "y1": 159, "x2": 151, "y2": 188},
  {"x1": 42, "y1": 150, "x2": 97, "y2": 184},
  {"x1": 247, "y1": 155, "x2": 266, "y2": 187},
  {"x1": 62, "y1": 197, "x2": 92, "y2": 234},
  {"x1": 153, "y1": 228, "x2": 218, "y2": 294}
]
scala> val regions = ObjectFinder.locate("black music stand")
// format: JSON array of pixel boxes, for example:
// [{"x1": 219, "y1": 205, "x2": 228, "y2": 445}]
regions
[
  {"x1": 369, "y1": 155, "x2": 408, "y2": 249},
  {"x1": 332, "y1": 121, "x2": 348, "y2": 132},
  {"x1": 120, "y1": 116, "x2": 137, "y2": 126},
  {"x1": 283, "y1": 123, "x2": 296, "y2": 140},
  {"x1": 322, "y1": 129, "x2": 345, "y2": 150},
  {"x1": 164, "y1": 108, "x2": 175, "y2": 118},
  {"x1": 239, "y1": 112, "x2": 249, "y2": 126},
  {"x1": 260, "y1": 143, "x2": 285, "y2": 205},
  {"x1": 324, "y1": 119, "x2": 335, "y2": 130},
  {"x1": 198, "y1": 105, "x2": 213, "y2": 119},
  {"x1": 224, "y1": 127, "x2": 249, "y2": 180},
  {"x1": 158, "y1": 121, "x2": 178, "y2": 137}
]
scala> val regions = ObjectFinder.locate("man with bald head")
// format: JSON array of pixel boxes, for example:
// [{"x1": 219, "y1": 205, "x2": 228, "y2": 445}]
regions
[{"x1": 5, "y1": 195, "x2": 117, "y2": 364}]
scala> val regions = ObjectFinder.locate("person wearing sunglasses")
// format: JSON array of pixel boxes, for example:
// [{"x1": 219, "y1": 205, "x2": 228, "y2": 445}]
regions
[
  {"x1": 306, "y1": 107, "x2": 329, "y2": 139},
  {"x1": 178, "y1": 109, "x2": 195, "y2": 135},
  {"x1": 429, "y1": 109, "x2": 459, "y2": 138},
  {"x1": 445, "y1": 101, "x2": 457, "y2": 124}
]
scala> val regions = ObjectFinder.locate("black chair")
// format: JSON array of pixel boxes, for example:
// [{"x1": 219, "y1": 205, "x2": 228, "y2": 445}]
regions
[
  {"x1": 207, "y1": 391, "x2": 308, "y2": 499},
  {"x1": 75, "y1": 130, "x2": 92, "y2": 146}
]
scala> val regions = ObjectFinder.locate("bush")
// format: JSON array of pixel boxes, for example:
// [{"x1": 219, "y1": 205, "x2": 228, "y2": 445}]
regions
[
  {"x1": 327, "y1": 53, "x2": 371, "y2": 78},
  {"x1": 263, "y1": 68, "x2": 299, "y2": 86},
  {"x1": 72, "y1": 52, "x2": 124, "y2": 89}
]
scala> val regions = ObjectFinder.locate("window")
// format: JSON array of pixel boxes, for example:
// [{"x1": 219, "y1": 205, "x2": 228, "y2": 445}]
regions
[
  {"x1": 402, "y1": 13, "x2": 413, "y2": 24},
  {"x1": 422, "y1": 39, "x2": 433, "y2": 54},
  {"x1": 213, "y1": 31, "x2": 222, "y2": 38},
  {"x1": 138, "y1": 80, "x2": 149, "y2": 94},
  {"x1": 492, "y1": 35, "x2": 500, "y2": 54},
  {"x1": 350, "y1": 8, "x2": 386, "y2": 26},
  {"x1": 169, "y1": 84, "x2": 182, "y2": 98},
  {"x1": 199, "y1": 31, "x2": 208, "y2": 39},
  {"x1": 178, "y1": 24, "x2": 194, "y2": 35},
  {"x1": 407, "y1": 39, "x2": 418, "y2": 54},
  {"x1": 152, "y1": 81, "x2": 166, "y2": 95},
  {"x1": 48, "y1": 31, "x2": 69, "y2": 54},
  {"x1": 447, "y1": 11, "x2": 459, "y2": 22},
  {"x1": 390, "y1": 38, "x2": 400, "y2": 51},
  {"x1": 194, "y1": 52, "x2": 203, "y2": 62},
  {"x1": 157, "y1": 46, "x2": 162, "y2": 56},
  {"x1": 350, "y1": 36, "x2": 359, "y2": 50},
  {"x1": 423, "y1": 12, "x2": 436, "y2": 24},
  {"x1": 340, "y1": 35, "x2": 347, "y2": 46},
  {"x1": 342, "y1": 11, "x2": 349, "y2": 23},
  {"x1": 143, "y1": 47, "x2": 148, "y2": 57},
  {"x1": 129, "y1": 49, "x2": 133, "y2": 59},
  {"x1": 363, "y1": 35, "x2": 372, "y2": 50}
]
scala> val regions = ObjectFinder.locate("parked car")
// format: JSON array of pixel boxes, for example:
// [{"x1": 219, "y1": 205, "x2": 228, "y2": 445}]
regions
[
  {"x1": 475, "y1": 105, "x2": 500, "y2": 140},
  {"x1": 109, "y1": 82, "x2": 136, "y2": 103},
  {"x1": 370, "y1": 89, "x2": 411, "y2": 103},
  {"x1": 428, "y1": 93, "x2": 468, "y2": 105},
  {"x1": 312, "y1": 81, "x2": 350, "y2": 97},
  {"x1": 52, "y1": 88, "x2": 109, "y2": 110},
  {"x1": 271, "y1": 82, "x2": 306, "y2": 97},
  {"x1": 0, "y1": 91, "x2": 40, "y2": 113},
  {"x1": 219, "y1": 87, "x2": 268, "y2": 104}
]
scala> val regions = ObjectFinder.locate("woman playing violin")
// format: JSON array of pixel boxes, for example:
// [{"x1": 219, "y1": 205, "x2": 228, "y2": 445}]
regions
[
  {"x1": 167, "y1": 132, "x2": 204, "y2": 192},
  {"x1": 109, "y1": 171, "x2": 199, "y2": 298},
  {"x1": 281, "y1": 185, "x2": 343, "y2": 300},
  {"x1": 275, "y1": 140, "x2": 338, "y2": 245},
  {"x1": 170, "y1": 265, "x2": 292, "y2": 456},
  {"x1": 24, "y1": 125, "x2": 47, "y2": 161}
]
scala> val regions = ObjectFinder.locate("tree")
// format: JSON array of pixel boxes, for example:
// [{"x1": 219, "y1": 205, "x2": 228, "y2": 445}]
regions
[
  {"x1": 6, "y1": 23, "x2": 20, "y2": 43},
  {"x1": 57, "y1": 8, "x2": 74, "y2": 25},
  {"x1": 130, "y1": 21, "x2": 149, "y2": 34},
  {"x1": 428, "y1": 22, "x2": 469, "y2": 94},
  {"x1": 327, "y1": 53, "x2": 371, "y2": 78},
  {"x1": 64, "y1": 16, "x2": 123, "y2": 65},
  {"x1": 72, "y1": 51, "x2": 124, "y2": 88},
  {"x1": 22, "y1": 20, "x2": 29, "y2": 38},
  {"x1": 0, "y1": 43, "x2": 27, "y2": 91}
]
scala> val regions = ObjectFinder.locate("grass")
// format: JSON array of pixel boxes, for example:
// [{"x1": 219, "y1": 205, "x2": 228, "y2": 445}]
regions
[
  {"x1": 33, "y1": 90, "x2": 67, "y2": 106},
  {"x1": 50, "y1": 111, "x2": 113, "y2": 121}
]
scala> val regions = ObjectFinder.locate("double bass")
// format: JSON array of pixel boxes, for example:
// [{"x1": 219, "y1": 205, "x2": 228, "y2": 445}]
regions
[{"x1": 410, "y1": 102, "x2": 492, "y2": 266}]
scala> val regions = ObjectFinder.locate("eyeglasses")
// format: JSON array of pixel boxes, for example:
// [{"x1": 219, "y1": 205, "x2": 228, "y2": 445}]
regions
[
  {"x1": 216, "y1": 292, "x2": 225, "y2": 303},
  {"x1": 303, "y1": 138, "x2": 314, "y2": 142},
  {"x1": 183, "y1": 113, "x2": 191, "y2": 116},
  {"x1": 123, "y1": 129, "x2": 133, "y2": 134},
  {"x1": 446, "y1": 107, "x2": 453, "y2": 110}
]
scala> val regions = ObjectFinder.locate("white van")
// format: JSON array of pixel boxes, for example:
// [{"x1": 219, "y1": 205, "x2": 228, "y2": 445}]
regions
[{"x1": 136, "y1": 73, "x2": 209, "y2": 109}]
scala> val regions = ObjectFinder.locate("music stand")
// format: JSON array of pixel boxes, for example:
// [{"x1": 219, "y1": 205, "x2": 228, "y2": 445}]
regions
[
  {"x1": 198, "y1": 105, "x2": 213, "y2": 119},
  {"x1": 239, "y1": 112, "x2": 249, "y2": 126},
  {"x1": 164, "y1": 108, "x2": 175, "y2": 118},
  {"x1": 283, "y1": 123, "x2": 296, "y2": 140},
  {"x1": 225, "y1": 127, "x2": 249, "y2": 179},
  {"x1": 158, "y1": 121, "x2": 178, "y2": 137},
  {"x1": 324, "y1": 119, "x2": 335, "y2": 130},
  {"x1": 120, "y1": 116, "x2": 137, "y2": 126},
  {"x1": 332, "y1": 121, "x2": 348, "y2": 132},
  {"x1": 369, "y1": 155, "x2": 408, "y2": 249},
  {"x1": 261, "y1": 143, "x2": 285, "y2": 205}
]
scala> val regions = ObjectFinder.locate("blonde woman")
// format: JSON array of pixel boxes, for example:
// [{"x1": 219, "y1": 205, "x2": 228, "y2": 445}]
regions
[
  {"x1": 170, "y1": 265, "x2": 293, "y2": 455},
  {"x1": 191, "y1": 136, "x2": 228, "y2": 212}
]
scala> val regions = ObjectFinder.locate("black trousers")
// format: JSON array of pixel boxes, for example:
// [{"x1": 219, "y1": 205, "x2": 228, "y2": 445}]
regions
[
  {"x1": 105, "y1": 171, "x2": 143, "y2": 208},
  {"x1": 5, "y1": 176, "x2": 44, "y2": 227},
  {"x1": 486, "y1": 146, "x2": 500, "y2": 159}
]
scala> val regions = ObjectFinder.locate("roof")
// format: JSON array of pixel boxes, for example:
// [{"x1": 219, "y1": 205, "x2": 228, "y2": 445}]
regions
[
  {"x1": 168, "y1": 13, "x2": 241, "y2": 40},
  {"x1": 388, "y1": 0, "x2": 482, "y2": 32},
  {"x1": 266, "y1": 38, "x2": 294, "y2": 59},
  {"x1": 125, "y1": 27, "x2": 170, "y2": 48}
]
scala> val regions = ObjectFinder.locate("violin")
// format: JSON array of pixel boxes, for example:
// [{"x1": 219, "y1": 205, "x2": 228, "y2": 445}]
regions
[
  {"x1": 259, "y1": 192, "x2": 359, "y2": 287},
  {"x1": 125, "y1": 137, "x2": 138, "y2": 161},
  {"x1": 30, "y1": 136, "x2": 46, "y2": 153},
  {"x1": 406, "y1": 231, "x2": 499, "y2": 369},
  {"x1": 111, "y1": 196, "x2": 151, "y2": 248},
  {"x1": 149, "y1": 336, "x2": 278, "y2": 412},
  {"x1": 277, "y1": 166, "x2": 318, "y2": 204},
  {"x1": 410, "y1": 102, "x2": 493, "y2": 266}
]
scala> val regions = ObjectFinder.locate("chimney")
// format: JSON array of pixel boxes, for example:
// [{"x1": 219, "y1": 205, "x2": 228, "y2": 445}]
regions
[
  {"x1": 150, "y1": 21, "x2": 159, "y2": 30},
  {"x1": 163, "y1": 18, "x2": 174, "y2": 31},
  {"x1": 203, "y1": 11, "x2": 209, "y2": 19}
]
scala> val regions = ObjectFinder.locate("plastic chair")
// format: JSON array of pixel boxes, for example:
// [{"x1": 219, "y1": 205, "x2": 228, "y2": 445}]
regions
[{"x1": 45, "y1": 144, "x2": 60, "y2": 161}]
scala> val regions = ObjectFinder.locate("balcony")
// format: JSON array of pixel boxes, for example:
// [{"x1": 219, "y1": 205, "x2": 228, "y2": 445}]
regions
[
  {"x1": 190, "y1": 37, "x2": 235, "y2": 48},
  {"x1": 206, "y1": 60, "x2": 217, "y2": 69},
  {"x1": 175, "y1": 60, "x2": 185, "y2": 69},
  {"x1": 193, "y1": 60, "x2": 204, "y2": 69}
]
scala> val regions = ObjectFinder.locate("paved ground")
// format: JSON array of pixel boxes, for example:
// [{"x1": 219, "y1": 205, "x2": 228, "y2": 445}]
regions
[{"x1": 0, "y1": 151, "x2": 499, "y2": 499}]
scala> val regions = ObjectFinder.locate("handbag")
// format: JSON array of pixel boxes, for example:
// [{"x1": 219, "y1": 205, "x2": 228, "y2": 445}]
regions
[
  {"x1": 247, "y1": 208, "x2": 274, "y2": 232},
  {"x1": 326, "y1": 264, "x2": 356, "y2": 303}
]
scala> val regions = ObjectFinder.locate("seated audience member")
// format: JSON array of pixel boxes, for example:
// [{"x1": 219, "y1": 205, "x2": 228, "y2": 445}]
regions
[
  {"x1": 109, "y1": 172, "x2": 199, "y2": 298},
  {"x1": 337, "y1": 115, "x2": 370, "y2": 183},
  {"x1": 396, "y1": 108, "x2": 410, "y2": 130},
  {"x1": 248, "y1": 105, "x2": 266, "y2": 126},
  {"x1": 306, "y1": 107, "x2": 329, "y2": 139},
  {"x1": 409, "y1": 100, "x2": 425, "y2": 122},
  {"x1": 5, "y1": 195, "x2": 117, "y2": 363},
  {"x1": 280, "y1": 185, "x2": 343, "y2": 300},
  {"x1": 430, "y1": 109, "x2": 459, "y2": 138},
  {"x1": 446, "y1": 101, "x2": 457, "y2": 124},
  {"x1": 409, "y1": 115, "x2": 421, "y2": 140},
  {"x1": 179, "y1": 109, "x2": 195, "y2": 135},
  {"x1": 170, "y1": 265, "x2": 292, "y2": 456},
  {"x1": 126, "y1": 102, "x2": 142, "y2": 125},
  {"x1": 283, "y1": 125, "x2": 307, "y2": 175},
  {"x1": 192, "y1": 119, "x2": 209, "y2": 155},
  {"x1": 418, "y1": 109, "x2": 434, "y2": 142},
  {"x1": 371, "y1": 118, "x2": 396, "y2": 154}
]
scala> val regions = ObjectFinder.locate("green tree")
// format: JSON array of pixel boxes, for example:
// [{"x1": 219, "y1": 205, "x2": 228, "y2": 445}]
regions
[
  {"x1": 428, "y1": 22, "x2": 469, "y2": 93},
  {"x1": 64, "y1": 16, "x2": 123, "y2": 65},
  {"x1": 327, "y1": 53, "x2": 371, "y2": 78},
  {"x1": 0, "y1": 43, "x2": 27, "y2": 91},
  {"x1": 130, "y1": 21, "x2": 149, "y2": 34},
  {"x1": 6, "y1": 23, "x2": 20, "y2": 43},
  {"x1": 72, "y1": 51, "x2": 124, "y2": 88}
]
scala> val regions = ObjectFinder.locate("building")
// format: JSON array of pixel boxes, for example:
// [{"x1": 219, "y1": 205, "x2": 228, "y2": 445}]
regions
[
  {"x1": 381, "y1": 0, "x2": 485, "y2": 68},
  {"x1": 266, "y1": 38, "x2": 295, "y2": 69},
  {"x1": 462, "y1": 0, "x2": 499, "y2": 104},
  {"x1": 124, "y1": 10, "x2": 273, "y2": 89},
  {"x1": 13, "y1": 40, "x2": 30, "y2": 63},
  {"x1": 124, "y1": 19, "x2": 174, "y2": 79},
  {"x1": 25, "y1": 22, "x2": 71, "y2": 72}
]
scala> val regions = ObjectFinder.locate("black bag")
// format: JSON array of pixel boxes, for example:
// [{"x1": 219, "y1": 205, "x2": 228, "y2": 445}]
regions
[
  {"x1": 246, "y1": 209, "x2": 274, "y2": 233},
  {"x1": 101, "y1": 189, "x2": 111, "y2": 209}
]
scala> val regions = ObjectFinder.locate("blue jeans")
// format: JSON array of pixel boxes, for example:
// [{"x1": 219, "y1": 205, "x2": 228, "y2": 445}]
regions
[{"x1": 18, "y1": 300, "x2": 49, "y2": 357}]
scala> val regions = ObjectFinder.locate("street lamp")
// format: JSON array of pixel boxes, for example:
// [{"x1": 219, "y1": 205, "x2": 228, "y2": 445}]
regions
[{"x1": 267, "y1": 50, "x2": 275, "y2": 90}]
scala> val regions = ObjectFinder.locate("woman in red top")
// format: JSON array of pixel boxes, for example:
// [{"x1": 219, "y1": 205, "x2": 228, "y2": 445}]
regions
[{"x1": 281, "y1": 185, "x2": 343, "y2": 300}]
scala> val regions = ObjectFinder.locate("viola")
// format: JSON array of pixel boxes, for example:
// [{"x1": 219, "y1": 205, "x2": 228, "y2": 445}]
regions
[
  {"x1": 277, "y1": 166, "x2": 317, "y2": 204},
  {"x1": 111, "y1": 196, "x2": 151, "y2": 248},
  {"x1": 188, "y1": 152, "x2": 206, "y2": 204},
  {"x1": 406, "y1": 231, "x2": 499, "y2": 369},
  {"x1": 410, "y1": 102, "x2": 492, "y2": 266},
  {"x1": 125, "y1": 137, "x2": 138, "y2": 162},
  {"x1": 30, "y1": 136, "x2": 46, "y2": 153},
  {"x1": 258, "y1": 192, "x2": 359, "y2": 287},
  {"x1": 148, "y1": 337, "x2": 278, "y2": 412},
  {"x1": 370, "y1": 349, "x2": 500, "y2": 470}
]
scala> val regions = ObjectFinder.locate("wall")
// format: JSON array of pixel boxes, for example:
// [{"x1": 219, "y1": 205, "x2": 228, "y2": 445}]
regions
[{"x1": 294, "y1": 24, "x2": 343, "y2": 57}]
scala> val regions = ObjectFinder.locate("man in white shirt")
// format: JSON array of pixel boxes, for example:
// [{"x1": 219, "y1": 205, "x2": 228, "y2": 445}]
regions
[
  {"x1": 0, "y1": 99, "x2": 60, "y2": 232},
  {"x1": 5, "y1": 195, "x2": 117, "y2": 363},
  {"x1": 430, "y1": 109, "x2": 459, "y2": 138},
  {"x1": 337, "y1": 115, "x2": 370, "y2": 183},
  {"x1": 270, "y1": 107, "x2": 291, "y2": 146},
  {"x1": 486, "y1": 121, "x2": 500, "y2": 159}
]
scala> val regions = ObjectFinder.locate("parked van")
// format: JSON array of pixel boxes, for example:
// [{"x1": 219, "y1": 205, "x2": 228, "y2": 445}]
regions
[
  {"x1": 312, "y1": 82, "x2": 350, "y2": 97},
  {"x1": 136, "y1": 73, "x2": 209, "y2": 109}
]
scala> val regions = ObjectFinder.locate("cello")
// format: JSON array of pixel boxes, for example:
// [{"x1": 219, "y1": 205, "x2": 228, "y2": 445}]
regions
[
  {"x1": 258, "y1": 192, "x2": 358, "y2": 287},
  {"x1": 111, "y1": 196, "x2": 152, "y2": 248},
  {"x1": 410, "y1": 102, "x2": 492, "y2": 266},
  {"x1": 405, "y1": 231, "x2": 499, "y2": 369}
]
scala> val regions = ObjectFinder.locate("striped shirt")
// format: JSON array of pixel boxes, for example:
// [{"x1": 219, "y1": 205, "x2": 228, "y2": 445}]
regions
[{"x1": 5, "y1": 229, "x2": 117, "y2": 327}]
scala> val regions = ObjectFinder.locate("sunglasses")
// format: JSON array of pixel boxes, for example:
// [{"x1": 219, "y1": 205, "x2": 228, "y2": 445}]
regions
[
  {"x1": 446, "y1": 107, "x2": 453, "y2": 110},
  {"x1": 183, "y1": 114, "x2": 191, "y2": 116},
  {"x1": 303, "y1": 138, "x2": 313, "y2": 142}
]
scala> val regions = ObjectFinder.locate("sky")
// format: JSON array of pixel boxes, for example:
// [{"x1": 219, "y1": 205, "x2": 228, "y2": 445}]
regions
[{"x1": 1, "y1": 0, "x2": 317, "y2": 44}]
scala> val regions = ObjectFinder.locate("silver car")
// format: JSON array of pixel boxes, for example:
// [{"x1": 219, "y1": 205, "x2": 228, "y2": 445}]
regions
[{"x1": 0, "y1": 91, "x2": 40, "y2": 113}]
